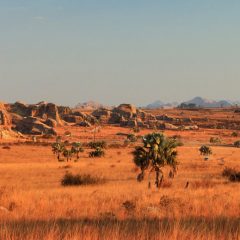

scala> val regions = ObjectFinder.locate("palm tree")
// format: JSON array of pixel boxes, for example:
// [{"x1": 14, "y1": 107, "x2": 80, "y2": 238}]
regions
[
  {"x1": 133, "y1": 133, "x2": 179, "y2": 188},
  {"x1": 52, "y1": 142, "x2": 65, "y2": 161},
  {"x1": 63, "y1": 148, "x2": 73, "y2": 162},
  {"x1": 71, "y1": 142, "x2": 84, "y2": 160},
  {"x1": 199, "y1": 145, "x2": 212, "y2": 160}
]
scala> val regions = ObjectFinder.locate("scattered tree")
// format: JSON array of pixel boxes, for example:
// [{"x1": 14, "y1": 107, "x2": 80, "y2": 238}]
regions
[
  {"x1": 71, "y1": 142, "x2": 84, "y2": 160},
  {"x1": 51, "y1": 142, "x2": 65, "y2": 161},
  {"x1": 199, "y1": 145, "x2": 212, "y2": 160},
  {"x1": 63, "y1": 148, "x2": 73, "y2": 162},
  {"x1": 133, "y1": 132, "x2": 179, "y2": 188}
]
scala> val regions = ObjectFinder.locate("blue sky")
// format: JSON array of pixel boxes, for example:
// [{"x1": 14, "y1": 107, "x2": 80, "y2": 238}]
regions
[{"x1": 0, "y1": 1, "x2": 240, "y2": 106}]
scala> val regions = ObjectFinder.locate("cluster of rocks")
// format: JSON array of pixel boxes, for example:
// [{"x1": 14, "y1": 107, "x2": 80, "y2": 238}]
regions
[
  {"x1": 8, "y1": 101, "x2": 67, "y2": 135},
  {"x1": 62, "y1": 111, "x2": 96, "y2": 127},
  {"x1": 92, "y1": 104, "x2": 199, "y2": 130},
  {"x1": 0, "y1": 101, "x2": 202, "y2": 139}
]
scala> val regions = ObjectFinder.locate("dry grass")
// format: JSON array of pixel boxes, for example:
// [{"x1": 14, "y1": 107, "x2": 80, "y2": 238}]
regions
[{"x1": 0, "y1": 132, "x2": 240, "y2": 239}]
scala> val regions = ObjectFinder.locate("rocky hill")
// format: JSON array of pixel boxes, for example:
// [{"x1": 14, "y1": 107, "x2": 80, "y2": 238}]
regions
[{"x1": 181, "y1": 97, "x2": 232, "y2": 108}]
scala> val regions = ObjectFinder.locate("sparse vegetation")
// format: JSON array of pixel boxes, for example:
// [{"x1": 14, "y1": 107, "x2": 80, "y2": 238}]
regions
[
  {"x1": 61, "y1": 172, "x2": 105, "y2": 186},
  {"x1": 63, "y1": 148, "x2": 73, "y2": 162},
  {"x1": 89, "y1": 146, "x2": 105, "y2": 158},
  {"x1": 210, "y1": 137, "x2": 221, "y2": 144},
  {"x1": 88, "y1": 141, "x2": 107, "y2": 149},
  {"x1": 51, "y1": 141, "x2": 65, "y2": 161},
  {"x1": 127, "y1": 134, "x2": 137, "y2": 143},
  {"x1": 222, "y1": 167, "x2": 240, "y2": 182},
  {"x1": 231, "y1": 131, "x2": 238, "y2": 137},
  {"x1": 71, "y1": 142, "x2": 84, "y2": 160},
  {"x1": 1, "y1": 108, "x2": 240, "y2": 240}
]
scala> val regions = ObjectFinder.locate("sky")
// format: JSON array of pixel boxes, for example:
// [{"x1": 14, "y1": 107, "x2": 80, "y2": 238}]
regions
[{"x1": 0, "y1": 0, "x2": 240, "y2": 107}]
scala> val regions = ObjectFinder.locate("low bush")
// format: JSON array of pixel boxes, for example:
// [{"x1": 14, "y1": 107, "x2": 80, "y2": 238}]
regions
[
  {"x1": 89, "y1": 147, "x2": 105, "y2": 158},
  {"x1": 222, "y1": 167, "x2": 240, "y2": 182},
  {"x1": 210, "y1": 137, "x2": 221, "y2": 144},
  {"x1": 127, "y1": 134, "x2": 137, "y2": 143},
  {"x1": 233, "y1": 140, "x2": 240, "y2": 148},
  {"x1": 61, "y1": 172, "x2": 105, "y2": 186},
  {"x1": 231, "y1": 132, "x2": 238, "y2": 137},
  {"x1": 88, "y1": 141, "x2": 107, "y2": 149}
]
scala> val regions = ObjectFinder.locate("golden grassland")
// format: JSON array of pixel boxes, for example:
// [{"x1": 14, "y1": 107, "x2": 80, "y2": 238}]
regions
[{"x1": 0, "y1": 127, "x2": 240, "y2": 239}]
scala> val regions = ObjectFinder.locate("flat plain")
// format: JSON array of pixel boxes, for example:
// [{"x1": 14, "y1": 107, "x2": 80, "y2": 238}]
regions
[{"x1": 0, "y1": 108, "x2": 239, "y2": 240}]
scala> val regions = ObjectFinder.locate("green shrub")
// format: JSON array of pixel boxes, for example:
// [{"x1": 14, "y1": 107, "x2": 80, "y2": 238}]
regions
[
  {"x1": 89, "y1": 147, "x2": 105, "y2": 158},
  {"x1": 88, "y1": 141, "x2": 107, "y2": 149}
]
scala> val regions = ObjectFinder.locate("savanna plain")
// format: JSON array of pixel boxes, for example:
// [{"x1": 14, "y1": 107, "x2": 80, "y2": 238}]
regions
[{"x1": 0, "y1": 108, "x2": 239, "y2": 240}]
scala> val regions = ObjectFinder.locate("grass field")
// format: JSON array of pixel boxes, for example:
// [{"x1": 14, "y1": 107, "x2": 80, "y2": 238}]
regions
[{"x1": 0, "y1": 135, "x2": 239, "y2": 239}]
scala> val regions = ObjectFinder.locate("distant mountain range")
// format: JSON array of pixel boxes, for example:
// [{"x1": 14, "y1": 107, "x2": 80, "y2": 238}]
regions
[
  {"x1": 75, "y1": 97, "x2": 240, "y2": 110},
  {"x1": 145, "y1": 97, "x2": 240, "y2": 109},
  {"x1": 146, "y1": 100, "x2": 178, "y2": 109}
]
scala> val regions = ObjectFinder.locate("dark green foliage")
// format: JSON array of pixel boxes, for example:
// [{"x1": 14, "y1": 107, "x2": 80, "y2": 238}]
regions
[
  {"x1": 88, "y1": 141, "x2": 107, "y2": 149},
  {"x1": 199, "y1": 145, "x2": 212, "y2": 158},
  {"x1": 89, "y1": 147, "x2": 105, "y2": 158},
  {"x1": 132, "y1": 132, "x2": 179, "y2": 188},
  {"x1": 61, "y1": 172, "x2": 105, "y2": 186}
]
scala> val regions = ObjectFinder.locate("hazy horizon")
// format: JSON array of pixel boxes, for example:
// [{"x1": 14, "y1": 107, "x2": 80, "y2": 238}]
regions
[{"x1": 1, "y1": 1, "x2": 240, "y2": 106}]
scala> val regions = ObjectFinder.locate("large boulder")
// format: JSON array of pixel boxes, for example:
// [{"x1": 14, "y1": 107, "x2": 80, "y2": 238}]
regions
[
  {"x1": 0, "y1": 103, "x2": 11, "y2": 126},
  {"x1": 15, "y1": 117, "x2": 56, "y2": 135},
  {"x1": 0, "y1": 126, "x2": 22, "y2": 140},
  {"x1": 44, "y1": 118, "x2": 58, "y2": 128},
  {"x1": 10, "y1": 101, "x2": 29, "y2": 117},
  {"x1": 63, "y1": 115, "x2": 83, "y2": 123},
  {"x1": 92, "y1": 108, "x2": 111, "y2": 123},
  {"x1": 113, "y1": 104, "x2": 137, "y2": 118},
  {"x1": 58, "y1": 106, "x2": 72, "y2": 116},
  {"x1": 10, "y1": 102, "x2": 63, "y2": 126},
  {"x1": 36, "y1": 103, "x2": 63, "y2": 126},
  {"x1": 76, "y1": 121, "x2": 92, "y2": 127},
  {"x1": 156, "y1": 115, "x2": 174, "y2": 122}
]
